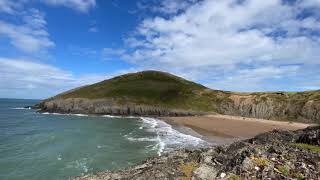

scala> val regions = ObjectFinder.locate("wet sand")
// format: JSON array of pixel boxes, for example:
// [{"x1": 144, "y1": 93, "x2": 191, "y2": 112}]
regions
[{"x1": 164, "y1": 114, "x2": 314, "y2": 144}]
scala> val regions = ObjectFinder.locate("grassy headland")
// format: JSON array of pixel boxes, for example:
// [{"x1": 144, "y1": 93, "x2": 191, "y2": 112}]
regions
[{"x1": 40, "y1": 70, "x2": 320, "y2": 123}]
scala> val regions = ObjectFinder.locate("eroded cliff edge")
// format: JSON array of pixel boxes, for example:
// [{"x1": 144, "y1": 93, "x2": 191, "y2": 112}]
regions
[
  {"x1": 213, "y1": 91, "x2": 320, "y2": 123},
  {"x1": 37, "y1": 98, "x2": 200, "y2": 116}
]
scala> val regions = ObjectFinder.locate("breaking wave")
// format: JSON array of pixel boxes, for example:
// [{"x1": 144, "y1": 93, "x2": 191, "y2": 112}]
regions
[{"x1": 126, "y1": 117, "x2": 209, "y2": 156}]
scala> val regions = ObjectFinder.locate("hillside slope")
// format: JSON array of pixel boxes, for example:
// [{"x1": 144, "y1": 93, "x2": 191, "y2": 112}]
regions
[{"x1": 37, "y1": 70, "x2": 320, "y2": 123}]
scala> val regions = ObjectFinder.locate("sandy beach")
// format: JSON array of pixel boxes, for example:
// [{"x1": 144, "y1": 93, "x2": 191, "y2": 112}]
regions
[{"x1": 164, "y1": 114, "x2": 314, "y2": 143}]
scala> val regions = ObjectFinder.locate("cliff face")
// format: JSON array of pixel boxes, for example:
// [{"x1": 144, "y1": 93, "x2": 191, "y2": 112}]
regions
[
  {"x1": 38, "y1": 91, "x2": 320, "y2": 123},
  {"x1": 213, "y1": 93, "x2": 320, "y2": 123},
  {"x1": 36, "y1": 71, "x2": 320, "y2": 123},
  {"x1": 38, "y1": 98, "x2": 201, "y2": 116}
]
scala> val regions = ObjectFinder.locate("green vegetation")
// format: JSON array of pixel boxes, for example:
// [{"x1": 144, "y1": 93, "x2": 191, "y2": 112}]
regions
[
  {"x1": 51, "y1": 70, "x2": 320, "y2": 121},
  {"x1": 57, "y1": 71, "x2": 215, "y2": 111},
  {"x1": 290, "y1": 143, "x2": 320, "y2": 153},
  {"x1": 178, "y1": 161, "x2": 198, "y2": 180},
  {"x1": 252, "y1": 157, "x2": 269, "y2": 167},
  {"x1": 229, "y1": 174, "x2": 242, "y2": 180},
  {"x1": 295, "y1": 172, "x2": 305, "y2": 180},
  {"x1": 275, "y1": 165, "x2": 289, "y2": 176}
]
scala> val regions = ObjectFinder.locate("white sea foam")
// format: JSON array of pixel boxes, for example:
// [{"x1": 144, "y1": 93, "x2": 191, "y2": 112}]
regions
[
  {"x1": 66, "y1": 158, "x2": 90, "y2": 174},
  {"x1": 11, "y1": 107, "x2": 31, "y2": 110},
  {"x1": 126, "y1": 137, "x2": 158, "y2": 142},
  {"x1": 57, "y1": 154, "x2": 62, "y2": 161},
  {"x1": 40, "y1": 112, "x2": 88, "y2": 117},
  {"x1": 97, "y1": 145, "x2": 107, "y2": 149},
  {"x1": 73, "y1": 114, "x2": 88, "y2": 117},
  {"x1": 126, "y1": 117, "x2": 209, "y2": 156},
  {"x1": 102, "y1": 115, "x2": 138, "y2": 119},
  {"x1": 40, "y1": 112, "x2": 139, "y2": 119},
  {"x1": 102, "y1": 115, "x2": 122, "y2": 118}
]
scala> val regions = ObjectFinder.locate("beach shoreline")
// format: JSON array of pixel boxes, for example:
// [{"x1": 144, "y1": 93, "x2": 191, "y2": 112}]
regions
[{"x1": 162, "y1": 114, "x2": 314, "y2": 144}]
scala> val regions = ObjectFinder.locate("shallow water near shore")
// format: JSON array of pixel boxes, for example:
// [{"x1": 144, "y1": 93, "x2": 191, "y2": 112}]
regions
[{"x1": 0, "y1": 99, "x2": 208, "y2": 180}]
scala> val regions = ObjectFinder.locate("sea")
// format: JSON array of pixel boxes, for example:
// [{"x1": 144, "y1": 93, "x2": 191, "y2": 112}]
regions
[{"x1": 0, "y1": 99, "x2": 209, "y2": 180}]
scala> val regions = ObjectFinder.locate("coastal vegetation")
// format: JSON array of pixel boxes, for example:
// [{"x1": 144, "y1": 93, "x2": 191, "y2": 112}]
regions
[
  {"x1": 290, "y1": 143, "x2": 320, "y2": 153},
  {"x1": 38, "y1": 70, "x2": 320, "y2": 123}
]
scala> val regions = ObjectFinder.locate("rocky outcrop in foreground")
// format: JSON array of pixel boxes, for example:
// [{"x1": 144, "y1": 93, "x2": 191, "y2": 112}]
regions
[{"x1": 73, "y1": 126, "x2": 320, "y2": 180}]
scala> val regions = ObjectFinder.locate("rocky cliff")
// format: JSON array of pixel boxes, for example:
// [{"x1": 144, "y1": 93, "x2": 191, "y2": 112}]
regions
[
  {"x1": 73, "y1": 126, "x2": 320, "y2": 180},
  {"x1": 36, "y1": 71, "x2": 320, "y2": 123},
  {"x1": 38, "y1": 98, "x2": 200, "y2": 116},
  {"x1": 211, "y1": 91, "x2": 320, "y2": 123}
]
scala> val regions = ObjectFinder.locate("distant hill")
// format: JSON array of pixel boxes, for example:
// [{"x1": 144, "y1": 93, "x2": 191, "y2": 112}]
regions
[
  {"x1": 55, "y1": 70, "x2": 209, "y2": 110},
  {"x1": 37, "y1": 71, "x2": 320, "y2": 123}
]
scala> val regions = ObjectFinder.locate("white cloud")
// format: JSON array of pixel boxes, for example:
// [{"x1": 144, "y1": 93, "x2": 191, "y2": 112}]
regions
[
  {"x1": 136, "y1": 0, "x2": 198, "y2": 15},
  {"x1": 43, "y1": 0, "x2": 96, "y2": 12},
  {"x1": 301, "y1": 0, "x2": 320, "y2": 8},
  {"x1": 102, "y1": 48, "x2": 126, "y2": 60},
  {"x1": 69, "y1": 45, "x2": 97, "y2": 57},
  {"x1": 89, "y1": 26, "x2": 98, "y2": 32},
  {"x1": 120, "y1": 0, "x2": 320, "y2": 91},
  {"x1": 0, "y1": 58, "x2": 115, "y2": 99},
  {"x1": 0, "y1": 0, "x2": 21, "y2": 14},
  {"x1": 0, "y1": 0, "x2": 96, "y2": 13},
  {"x1": 205, "y1": 66, "x2": 301, "y2": 91},
  {"x1": 0, "y1": 9, "x2": 54, "y2": 53}
]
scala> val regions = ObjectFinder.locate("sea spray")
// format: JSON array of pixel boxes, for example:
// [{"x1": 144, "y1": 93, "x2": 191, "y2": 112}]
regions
[{"x1": 125, "y1": 117, "x2": 209, "y2": 156}]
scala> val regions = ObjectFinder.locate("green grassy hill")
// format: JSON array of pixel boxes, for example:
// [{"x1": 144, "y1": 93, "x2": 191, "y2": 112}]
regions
[
  {"x1": 55, "y1": 71, "x2": 215, "y2": 111},
  {"x1": 41, "y1": 70, "x2": 320, "y2": 122}
]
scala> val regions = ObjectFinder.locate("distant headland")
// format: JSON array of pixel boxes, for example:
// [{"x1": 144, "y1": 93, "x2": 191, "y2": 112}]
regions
[{"x1": 35, "y1": 70, "x2": 320, "y2": 123}]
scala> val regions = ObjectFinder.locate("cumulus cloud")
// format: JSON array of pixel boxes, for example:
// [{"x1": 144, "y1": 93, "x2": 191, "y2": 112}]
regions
[
  {"x1": 0, "y1": 0, "x2": 96, "y2": 13},
  {"x1": 0, "y1": 0, "x2": 21, "y2": 14},
  {"x1": 102, "y1": 48, "x2": 126, "y2": 60},
  {"x1": 0, "y1": 9, "x2": 54, "y2": 53},
  {"x1": 137, "y1": 0, "x2": 199, "y2": 14},
  {"x1": 119, "y1": 0, "x2": 320, "y2": 91},
  {"x1": 0, "y1": 58, "x2": 114, "y2": 99},
  {"x1": 43, "y1": 0, "x2": 96, "y2": 12},
  {"x1": 204, "y1": 66, "x2": 301, "y2": 91}
]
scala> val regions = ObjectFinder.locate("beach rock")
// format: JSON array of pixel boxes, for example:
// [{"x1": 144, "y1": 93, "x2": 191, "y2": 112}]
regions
[
  {"x1": 193, "y1": 164, "x2": 218, "y2": 180},
  {"x1": 72, "y1": 126, "x2": 320, "y2": 180},
  {"x1": 297, "y1": 127, "x2": 320, "y2": 145}
]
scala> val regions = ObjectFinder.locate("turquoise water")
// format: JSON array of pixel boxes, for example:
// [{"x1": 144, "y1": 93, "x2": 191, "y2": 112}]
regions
[{"x1": 0, "y1": 99, "x2": 206, "y2": 180}]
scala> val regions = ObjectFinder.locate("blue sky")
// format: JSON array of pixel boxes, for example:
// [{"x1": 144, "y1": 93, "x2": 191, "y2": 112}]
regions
[{"x1": 0, "y1": 0, "x2": 320, "y2": 99}]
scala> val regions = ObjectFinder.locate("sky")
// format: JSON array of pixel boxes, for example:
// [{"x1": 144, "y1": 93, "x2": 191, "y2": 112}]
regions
[{"x1": 0, "y1": 0, "x2": 320, "y2": 99}]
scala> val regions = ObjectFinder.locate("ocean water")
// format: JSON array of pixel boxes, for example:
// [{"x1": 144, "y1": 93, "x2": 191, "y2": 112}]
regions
[{"x1": 0, "y1": 99, "x2": 208, "y2": 180}]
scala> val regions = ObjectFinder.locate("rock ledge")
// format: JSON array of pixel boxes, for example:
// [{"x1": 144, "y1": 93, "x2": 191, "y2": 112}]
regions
[{"x1": 73, "y1": 126, "x2": 320, "y2": 180}]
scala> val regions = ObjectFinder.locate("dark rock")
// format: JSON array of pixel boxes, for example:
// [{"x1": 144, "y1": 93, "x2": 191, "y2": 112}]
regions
[
  {"x1": 297, "y1": 127, "x2": 320, "y2": 145},
  {"x1": 72, "y1": 127, "x2": 320, "y2": 180},
  {"x1": 37, "y1": 98, "x2": 205, "y2": 116}
]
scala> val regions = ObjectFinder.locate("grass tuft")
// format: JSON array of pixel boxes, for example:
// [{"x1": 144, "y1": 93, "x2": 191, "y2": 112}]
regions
[
  {"x1": 178, "y1": 161, "x2": 198, "y2": 180},
  {"x1": 252, "y1": 157, "x2": 269, "y2": 167},
  {"x1": 290, "y1": 143, "x2": 320, "y2": 153},
  {"x1": 275, "y1": 165, "x2": 289, "y2": 176}
]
